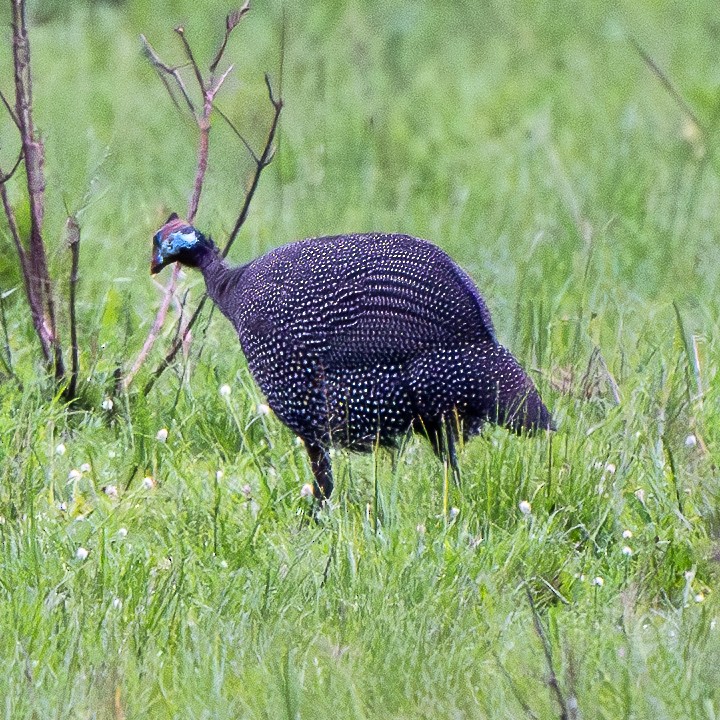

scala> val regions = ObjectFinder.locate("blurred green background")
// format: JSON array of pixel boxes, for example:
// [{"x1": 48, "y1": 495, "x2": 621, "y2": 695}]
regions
[
  {"x1": 1, "y1": 2, "x2": 719, "y2": 718},
  {"x1": 1, "y1": 0, "x2": 718, "y2": 374}
]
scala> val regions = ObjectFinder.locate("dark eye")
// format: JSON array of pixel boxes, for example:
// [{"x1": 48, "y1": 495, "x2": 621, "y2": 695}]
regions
[{"x1": 153, "y1": 232, "x2": 162, "y2": 247}]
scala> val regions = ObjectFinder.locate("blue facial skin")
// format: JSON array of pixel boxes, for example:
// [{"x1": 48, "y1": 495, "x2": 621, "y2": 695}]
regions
[{"x1": 151, "y1": 228, "x2": 199, "y2": 273}]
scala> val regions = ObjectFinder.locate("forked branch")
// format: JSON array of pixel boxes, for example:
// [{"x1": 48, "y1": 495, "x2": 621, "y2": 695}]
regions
[
  {"x1": 142, "y1": 76, "x2": 282, "y2": 395},
  {"x1": 125, "y1": 6, "x2": 282, "y2": 392}
]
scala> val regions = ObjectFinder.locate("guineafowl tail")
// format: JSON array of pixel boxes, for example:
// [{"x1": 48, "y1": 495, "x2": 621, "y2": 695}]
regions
[{"x1": 408, "y1": 342, "x2": 554, "y2": 440}]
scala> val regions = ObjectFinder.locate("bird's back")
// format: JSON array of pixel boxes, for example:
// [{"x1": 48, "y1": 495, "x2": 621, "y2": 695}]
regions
[{"x1": 232, "y1": 233, "x2": 497, "y2": 368}]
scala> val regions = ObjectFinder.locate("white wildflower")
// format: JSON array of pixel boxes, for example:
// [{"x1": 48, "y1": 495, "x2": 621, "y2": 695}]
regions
[
  {"x1": 300, "y1": 483, "x2": 314, "y2": 499},
  {"x1": 80, "y1": 463, "x2": 91, "y2": 473},
  {"x1": 142, "y1": 476, "x2": 155, "y2": 490},
  {"x1": 108, "y1": 450, "x2": 116, "y2": 459},
  {"x1": 219, "y1": 560, "x2": 228, "y2": 569},
  {"x1": 622, "y1": 546, "x2": 633, "y2": 557},
  {"x1": 219, "y1": 384, "x2": 232, "y2": 398},
  {"x1": 622, "y1": 529, "x2": 633, "y2": 539},
  {"x1": 685, "y1": 434, "x2": 697, "y2": 448},
  {"x1": 101, "y1": 398, "x2": 114, "y2": 411},
  {"x1": 695, "y1": 593, "x2": 705, "y2": 603},
  {"x1": 241, "y1": 484, "x2": 252, "y2": 499},
  {"x1": 215, "y1": 470, "x2": 224, "y2": 481},
  {"x1": 256, "y1": 403, "x2": 271, "y2": 416},
  {"x1": 55, "y1": 443, "x2": 67, "y2": 456},
  {"x1": 67, "y1": 469, "x2": 82, "y2": 481},
  {"x1": 112, "y1": 597, "x2": 123, "y2": 610},
  {"x1": 117, "y1": 527, "x2": 128, "y2": 539},
  {"x1": 592, "y1": 576, "x2": 604, "y2": 587},
  {"x1": 294, "y1": 436, "x2": 305, "y2": 447},
  {"x1": 103, "y1": 485, "x2": 118, "y2": 498},
  {"x1": 605, "y1": 463, "x2": 616, "y2": 475},
  {"x1": 634, "y1": 488, "x2": 646, "y2": 504},
  {"x1": 416, "y1": 523, "x2": 426, "y2": 535},
  {"x1": 58, "y1": 502, "x2": 67, "y2": 512},
  {"x1": 449, "y1": 506, "x2": 460, "y2": 520},
  {"x1": 156, "y1": 428, "x2": 169, "y2": 443},
  {"x1": 518, "y1": 500, "x2": 532, "y2": 515},
  {"x1": 75, "y1": 547, "x2": 89, "y2": 561}
]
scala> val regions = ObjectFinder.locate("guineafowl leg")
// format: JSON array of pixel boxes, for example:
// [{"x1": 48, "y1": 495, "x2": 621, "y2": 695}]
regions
[
  {"x1": 415, "y1": 416, "x2": 462, "y2": 486},
  {"x1": 306, "y1": 442, "x2": 334, "y2": 501},
  {"x1": 442, "y1": 422, "x2": 462, "y2": 487}
]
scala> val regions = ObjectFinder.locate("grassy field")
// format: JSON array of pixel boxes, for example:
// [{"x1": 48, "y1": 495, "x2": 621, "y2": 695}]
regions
[{"x1": 1, "y1": 0, "x2": 720, "y2": 717}]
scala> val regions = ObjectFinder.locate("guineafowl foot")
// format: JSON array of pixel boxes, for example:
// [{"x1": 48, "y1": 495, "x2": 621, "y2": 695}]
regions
[{"x1": 306, "y1": 442, "x2": 334, "y2": 502}]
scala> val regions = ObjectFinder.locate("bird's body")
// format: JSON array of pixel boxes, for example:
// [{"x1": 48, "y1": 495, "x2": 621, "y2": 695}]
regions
[{"x1": 151, "y1": 217, "x2": 553, "y2": 499}]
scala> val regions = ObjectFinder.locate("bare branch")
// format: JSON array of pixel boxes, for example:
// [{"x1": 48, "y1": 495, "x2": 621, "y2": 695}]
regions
[
  {"x1": 142, "y1": 294, "x2": 209, "y2": 395},
  {"x1": 224, "y1": 75, "x2": 282, "y2": 256},
  {"x1": 123, "y1": 264, "x2": 181, "y2": 389},
  {"x1": 0, "y1": 88, "x2": 20, "y2": 129},
  {"x1": 208, "y1": 63, "x2": 234, "y2": 100},
  {"x1": 12, "y1": 0, "x2": 64, "y2": 379},
  {"x1": 209, "y1": 2, "x2": 251, "y2": 73},
  {"x1": 142, "y1": 80, "x2": 282, "y2": 395},
  {"x1": 214, "y1": 105, "x2": 260, "y2": 164},
  {"x1": 66, "y1": 216, "x2": 80, "y2": 399},
  {"x1": 0, "y1": 149, "x2": 24, "y2": 185},
  {"x1": 175, "y1": 26, "x2": 205, "y2": 94},
  {"x1": 131, "y1": 11, "x2": 283, "y2": 394},
  {"x1": 0, "y1": 173, "x2": 50, "y2": 362},
  {"x1": 140, "y1": 34, "x2": 196, "y2": 116}
]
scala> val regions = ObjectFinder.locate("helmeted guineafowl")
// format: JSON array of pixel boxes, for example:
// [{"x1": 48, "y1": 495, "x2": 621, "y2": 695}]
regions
[{"x1": 151, "y1": 214, "x2": 553, "y2": 500}]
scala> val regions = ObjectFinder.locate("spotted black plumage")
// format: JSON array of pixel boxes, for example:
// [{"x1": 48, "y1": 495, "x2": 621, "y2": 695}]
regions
[{"x1": 151, "y1": 214, "x2": 553, "y2": 500}]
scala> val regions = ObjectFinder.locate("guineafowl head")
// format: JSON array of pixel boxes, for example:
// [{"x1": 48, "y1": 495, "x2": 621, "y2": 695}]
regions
[
  {"x1": 151, "y1": 213, "x2": 213, "y2": 274},
  {"x1": 485, "y1": 346, "x2": 556, "y2": 434}
]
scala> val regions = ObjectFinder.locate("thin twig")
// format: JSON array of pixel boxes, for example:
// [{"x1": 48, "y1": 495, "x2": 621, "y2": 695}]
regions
[
  {"x1": 175, "y1": 26, "x2": 205, "y2": 94},
  {"x1": 131, "y1": 14, "x2": 282, "y2": 394},
  {"x1": 224, "y1": 75, "x2": 282, "y2": 256},
  {"x1": 0, "y1": 149, "x2": 24, "y2": 184},
  {"x1": 526, "y1": 587, "x2": 570, "y2": 720},
  {"x1": 140, "y1": 34, "x2": 196, "y2": 116},
  {"x1": 0, "y1": 178, "x2": 49, "y2": 362},
  {"x1": 66, "y1": 216, "x2": 81, "y2": 399},
  {"x1": 209, "y1": 2, "x2": 251, "y2": 74},
  {"x1": 123, "y1": 264, "x2": 181, "y2": 389},
  {"x1": 0, "y1": 88, "x2": 20, "y2": 128},
  {"x1": 143, "y1": 294, "x2": 209, "y2": 395},
  {"x1": 214, "y1": 105, "x2": 260, "y2": 163},
  {"x1": 125, "y1": 23, "x2": 220, "y2": 389}
]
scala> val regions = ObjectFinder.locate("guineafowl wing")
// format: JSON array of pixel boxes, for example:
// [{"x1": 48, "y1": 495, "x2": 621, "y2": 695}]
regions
[
  {"x1": 317, "y1": 234, "x2": 496, "y2": 367},
  {"x1": 235, "y1": 234, "x2": 495, "y2": 367}
]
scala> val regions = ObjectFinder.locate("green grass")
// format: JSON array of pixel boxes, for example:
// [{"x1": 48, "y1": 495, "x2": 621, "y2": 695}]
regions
[{"x1": 1, "y1": 0, "x2": 720, "y2": 717}]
